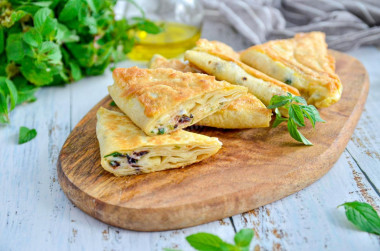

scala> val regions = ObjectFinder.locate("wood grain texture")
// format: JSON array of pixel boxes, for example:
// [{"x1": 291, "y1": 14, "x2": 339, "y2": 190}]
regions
[{"x1": 57, "y1": 50, "x2": 369, "y2": 231}]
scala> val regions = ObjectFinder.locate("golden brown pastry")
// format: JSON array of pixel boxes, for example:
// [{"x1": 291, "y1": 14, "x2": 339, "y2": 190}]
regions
[
  {"x1": 240, "y1": 32, "x2": 342, "y2": 108},
  {"x1": 149, "y1": 54, "x2": 201, "y2": 73},
  {"x1": 184, "y1": 39, "x2": 300, "y2": 106},
  {"x1": 149, "y1": 54, "x2": 271, "y2": 128},
  {"x1": 196, "y1": 93, "x2": 271, "y2": 128},
  {"x1": 96, "y1": 107, "x2": 222, "y2": 176},
  {"x1": 109, "y1": 67, "x2": 247, "y2": 135}
]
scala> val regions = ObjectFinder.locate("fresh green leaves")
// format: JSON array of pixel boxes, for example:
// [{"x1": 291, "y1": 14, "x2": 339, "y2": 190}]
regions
[
  {"x1": 1, "y1": 0, "x2": 160, "y2": 124},
  {"x1": 6, "y1": 33, "x2": 25, "y2": 62},
  {"x1": 34, "y1": 8, "x2": 53, "y2": 29},
  {"x1": 268, "y1": 93, "x2": 325, "y2": 145},
  {"x1": 186, "y1": 228, "x2": 254, "y2": 251},
  {"x1": 58, "y1": 0, "x2": 81, "y2": 22},
  {"x1": 18, "y1": 126, "x2": 37, "y2": 144},
  {"x1": 339, "y1": 201, "x2": 380, "y2": 235},
  {"x1": 23, "y1": 28, "x2": 43, "y2": 47}
]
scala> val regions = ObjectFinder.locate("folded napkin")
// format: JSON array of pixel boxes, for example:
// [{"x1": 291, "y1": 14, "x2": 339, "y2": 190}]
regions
[{"x1": 202, "y1": 0, "x2": 380, "y2": 51}]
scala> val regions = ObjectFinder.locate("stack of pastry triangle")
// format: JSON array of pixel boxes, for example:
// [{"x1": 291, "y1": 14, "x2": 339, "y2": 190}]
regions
[
  {"x1": 240, "y1": 32, "x2": 342, "y2": 108},
  {"x1": 96, "y1": 31, "x2": 342, "y2": 177},
  {"x1": 97, "y1": 67, "x2": 248, "y2": 176},
  {"x1": 97, "y1": 107, "x2": 222, "y2": 176},
  {"x1": 149, "y1": 54, "x2": 272, "y2": 128}
]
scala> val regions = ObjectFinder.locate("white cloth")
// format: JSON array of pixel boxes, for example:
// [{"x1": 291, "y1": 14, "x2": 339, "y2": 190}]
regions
[{"x1": 202, "y1": 0, "x2": 380, "y2": 51}]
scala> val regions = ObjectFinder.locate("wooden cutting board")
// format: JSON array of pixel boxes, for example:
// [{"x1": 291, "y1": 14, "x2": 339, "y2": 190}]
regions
[{"x1": 57, "y1": 51, "x2": 369, "y2": 231}]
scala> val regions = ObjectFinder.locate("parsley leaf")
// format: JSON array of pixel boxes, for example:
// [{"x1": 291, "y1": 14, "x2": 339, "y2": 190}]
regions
[
  {"x1": 339, "y1": 201, "x2": 380, "y2": 235},
  {"x1": 18, "y1": 126, "x2": 37, "y2": 144},
  {"x1": 268, "y1": 94, "x2": 324, "y2": 145}
]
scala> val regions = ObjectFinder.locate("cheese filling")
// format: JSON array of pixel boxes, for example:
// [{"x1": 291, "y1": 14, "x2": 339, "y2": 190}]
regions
[
  {"x1": 149, "y1": 92, "x2": 233, "y2": 135},
  {"x1": 104, "y1": 144, "x2": 220, "y2": 175}
]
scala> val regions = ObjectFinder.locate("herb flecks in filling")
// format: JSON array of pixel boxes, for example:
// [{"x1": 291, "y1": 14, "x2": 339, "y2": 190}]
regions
[
  {"x1": 106, "y1": 150, "x2": 149, "y2": 170},
  {"x1": 178, "y1": 114, "x2": 193, "y2": 124},
  {"x1": 109, "y1": 160, "x2": 120, "y2": 169},
  {"x1": 158, "y1": 128, "x2": 165, "y2": 135},
  {"x1": 104, "y1": 152, "x2": 124, "y2": 158},
  {"x1": 285, "y1": 79, "x2": 292, "y2": 85}
]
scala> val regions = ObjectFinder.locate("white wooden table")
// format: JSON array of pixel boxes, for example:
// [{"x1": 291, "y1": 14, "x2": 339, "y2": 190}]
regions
[{"x1": 1, "y1": 20, "x2": 379, "y2": 251}]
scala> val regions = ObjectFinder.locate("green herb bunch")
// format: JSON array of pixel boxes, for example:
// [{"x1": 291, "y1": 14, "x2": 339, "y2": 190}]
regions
[
  {"x1": 268, "y1": 93, "x2": 325, "y2": 145},
  {"x1": 0, "y1": 0, "x2": 161, "y2": 124}
]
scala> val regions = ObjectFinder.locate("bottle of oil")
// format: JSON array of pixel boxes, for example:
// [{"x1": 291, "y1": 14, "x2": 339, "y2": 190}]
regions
[{"x1": 121, "y1": 0, "x2": 204, "y2": 61}]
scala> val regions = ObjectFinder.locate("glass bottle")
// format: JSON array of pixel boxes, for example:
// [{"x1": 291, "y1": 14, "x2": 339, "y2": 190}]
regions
[{"x1": 117, "y1": 0, "x2": 204, "y2": 61}]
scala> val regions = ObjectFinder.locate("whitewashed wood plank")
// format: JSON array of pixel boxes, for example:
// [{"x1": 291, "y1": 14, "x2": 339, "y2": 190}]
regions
[
  {"x1": 231, "y1": 150, "x2": 380, "y2": 251},
  {"x1": 345, "y1": 47, "x2": 380, "y2": 190},
  {"x1": 0, "y1": 85, "x2": 72, "y2": 251}
]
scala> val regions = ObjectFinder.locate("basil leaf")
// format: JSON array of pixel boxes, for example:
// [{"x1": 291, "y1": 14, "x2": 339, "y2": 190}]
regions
[
  {"x1": 287, "y1": 119, "x2": 312, "y2": 145},
  {"x1": 110, "y1": 101, "x2": 116, "y2": 106},
  {"x1": 23, "y1": 28, "x2": 43, "y2": 47},
  {"x1": 38, "y1": 41, "x2": 62, "y2": 63},
  {"x1": 186, "y1": 233, "x2": 226, "y2": 251},
  {"x1": 0, "y1": 77, "x2": 18, "y2": 110},
  {"x1": 6, "y1": 33, "x2": 25, "y2": 62},
  {"x1": 289, "y1": 104, "x2": 305, "y2": 126},
  {"x1": 40, "y1": 16, "x2": 58, "y2": 38},
  {"x1": 293, "y1": 95, "x2": 307, "y2": 105},
  {"x1": 20, "y1": 57, "x2": 54, "y2": 86},
  {"x1": 308, "y1": 105, "x2": 325, "y2": 122},
  {"x1": 267, "y1": 95, "x2": 291, "y2": 109},
  {"x1": 4, "y1": 78, "x2": 18, "y2": 110},
  {"x1": 59, "y1": 0, "x2": 80, "y2": 22},
  {"x1": 339, "y1": 201, "x2": 380, "y2": 235},
  {"x1": 234, "y1": 229, "x2": 254, "y2": 248},
  {"x1": 69, "y1": 61, "x2": 82, "y2": 81},
  {"x1": 56, "y1": 24, "x2": 79, "y2": 43},
  {"x1": 34, "y1": 8, "x2": 53, "y2": 29},
  {"x1": 18, "y1": 126, "x2": 37, "y2": 144},
  {"x1": 0, "y1": 92, "x2": 9, "y2": 123}
]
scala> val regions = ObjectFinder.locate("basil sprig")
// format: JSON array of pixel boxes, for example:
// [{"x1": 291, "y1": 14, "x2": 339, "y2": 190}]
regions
[
  {"x1": 268, "y1": 93, "x2": 325, "y2": 145},
  {"x1": 339, "y1": 201, "x2": 380, "y2": 235}
]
